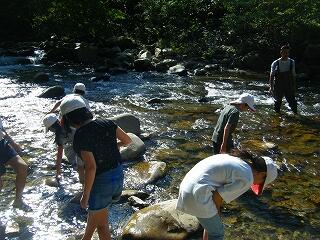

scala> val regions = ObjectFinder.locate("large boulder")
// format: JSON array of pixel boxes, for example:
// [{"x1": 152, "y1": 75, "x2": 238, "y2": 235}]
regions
[
  {"x1": 120, "y1": 133, "x2": 146, "y2": 161},
  {"x1": 38, "y1": 85, "x2": 65, "y2": 99},
  {"x1": 122, "y1": 199, "x2": 200, "y2": 240},
  {"x1": 109, "y1": 113, "x2": 141, "y2": 135}
]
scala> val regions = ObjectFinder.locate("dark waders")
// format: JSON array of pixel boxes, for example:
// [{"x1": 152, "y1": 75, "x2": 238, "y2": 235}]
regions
[{"x1": 273, "y1": 61, "x2": 297, "y2": 113}]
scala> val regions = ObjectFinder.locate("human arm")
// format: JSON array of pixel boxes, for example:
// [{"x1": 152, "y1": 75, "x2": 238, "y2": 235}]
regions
[
  {"x1": 212, "y1": 190, "x2": 223, "y2": 216},
  {"x1": 269, "y1": 73, "x2": 274, "y2": 94},
  {"x1": 55, "y1": 145, "x2": 63, "y2": 179},
  {"x1": 116, "y1": 127, "x2": 132, "y2": 149},
  {"x1": 80, "y1": 151, "x2": 96, "y2": 209},
  {"x1": 220, "y1": 123, "x2": 233, "y2": 153},
  {"x1": 48, "y1": 100, "x2": 62, "y2": 114}
]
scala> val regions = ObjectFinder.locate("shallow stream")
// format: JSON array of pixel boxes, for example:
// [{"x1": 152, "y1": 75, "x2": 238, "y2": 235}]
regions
[{"x1": 0, "y1": 50, "x2": 319, "y2": 239}]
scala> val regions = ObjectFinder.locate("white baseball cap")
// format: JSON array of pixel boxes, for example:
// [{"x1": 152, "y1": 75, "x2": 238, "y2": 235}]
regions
[
  {"x1": 43, "y1": 113, "x2": 58, "y2": 133},
  {"x1": 251, "y1": 156, "x2": 278, "y2": 195},
  {"x1": 60, "y1": 95, "x2": 87, "y2": 116},
  {"x1": 231, "y1": 93, "x2": 256, "y2": 111},
  {"x1": 73, "y1": 83, "x2": 86, "y2": 93}
]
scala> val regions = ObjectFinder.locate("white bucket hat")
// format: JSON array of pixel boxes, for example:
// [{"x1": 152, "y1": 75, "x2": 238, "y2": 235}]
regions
[
  {"x1": 231, "y1": 93, "x2": 256, "y2": 111},
  {"x1": 251, "y1": 156, "x2": 278, "y2": 195},
  {"x1": 73, "y1": 83, "x2": 86, "y2": 93},
  {"x1": 43, "y1": 113, "x2": 58, "y2": 133},
  {"x1": 60, "y1": 95, "x2": 87, "y2": 116}
]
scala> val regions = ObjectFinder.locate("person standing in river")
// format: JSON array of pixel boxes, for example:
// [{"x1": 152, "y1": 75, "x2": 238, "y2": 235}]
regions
[
  {"x1": 0, "y1": 117, "x2": 28, "y2": 209},
  {"x1": 269, "y1": 44, "x2": 297, "y2": 114},
  {"x1": 176, "y1": 152, "x2": 278, "y2": 240},
  {"x1": 212, "y1": 93, "x2": 255, "y2": 154},
  {"x1": 48, "y1": 82, "x2": 90, "y2": 114},
  {"x1": 43, "y1": 113, "x2": 84, "y2": 184},
  {"x1": 60, "y1": 95, "x2": 132, "y2": 240}
]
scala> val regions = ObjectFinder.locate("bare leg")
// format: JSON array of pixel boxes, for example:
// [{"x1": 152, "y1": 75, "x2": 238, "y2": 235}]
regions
[
  {"x1": 6, "y1": 156, "x2": 27, "y2": 205},
  {"x1": 82, "y1": 208, "x2": 110, "y2": 240}
]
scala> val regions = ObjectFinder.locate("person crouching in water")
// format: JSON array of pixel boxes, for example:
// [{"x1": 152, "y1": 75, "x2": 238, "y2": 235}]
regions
[
  {"x1": 43, "y1": 113, "x2": 84, "y2": 184},
  {"x1": 176, "y1": 151, "x2": 278, "y2": 240},
  {"x1": 60, "y1": 95, "x2": 132, "y2": 240},
  {"x1": 212, "y1": 93, "x2": 256, "y2": 154}
]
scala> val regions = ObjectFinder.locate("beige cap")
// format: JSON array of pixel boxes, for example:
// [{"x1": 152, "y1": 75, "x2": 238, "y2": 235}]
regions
[
  {"x1": 60, "y1": 95, "x2": 87, "y2": 116},
  {"x1": 43, "y1": 113, "x2": 58, "y2": 133},
  {"x1": 73, "y1": 83, "x2": 86, "y2": 93}
]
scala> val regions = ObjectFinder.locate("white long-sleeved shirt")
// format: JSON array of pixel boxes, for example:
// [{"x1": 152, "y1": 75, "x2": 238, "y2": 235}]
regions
[{"x1": 176, "y1": 154, "x2": 253, "y2": 218}]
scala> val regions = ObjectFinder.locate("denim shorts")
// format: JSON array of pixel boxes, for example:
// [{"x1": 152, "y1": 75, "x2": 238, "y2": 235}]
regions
[
  {"x1": 197, "y1": 214, "x2": 224, "y2": 240},
  {"x1": 0, "y1": 139, "x2": 17, "y2": 165},
  {"x1": 88, "y1": 165, "x2": 124, "y2": 212}
]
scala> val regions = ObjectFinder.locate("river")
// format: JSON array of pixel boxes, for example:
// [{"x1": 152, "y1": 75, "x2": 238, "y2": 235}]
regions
[{"x1": 0, "y1": 50, "x2": 319, "y2": 239}]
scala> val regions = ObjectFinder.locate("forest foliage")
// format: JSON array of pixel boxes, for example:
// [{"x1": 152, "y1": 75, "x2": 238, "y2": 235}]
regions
[{"x1": 0, "y1": 0, "x2": 319, "y2": 58}]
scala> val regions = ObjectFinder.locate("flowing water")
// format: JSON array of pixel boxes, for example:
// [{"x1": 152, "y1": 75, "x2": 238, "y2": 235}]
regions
[{"x1": 0, "y1": 49, "x2": 319, "y2": 240}]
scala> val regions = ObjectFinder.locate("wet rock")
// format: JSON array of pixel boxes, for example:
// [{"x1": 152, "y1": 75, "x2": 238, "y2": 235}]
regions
[
  {"x1": 168, "y1": 64, "x2": 187, "y2": 76},
  {"x1": 109, "y1": 113, "x2": 141, "y2": 135},
  {"x1": 128, "y1": 196, "x2": 149, "y2": 209},
  {"x1": 194, "y1": 68, "x2": 207, "y2": 76},
  {"x1": 147, "y1": 98, "x2": 162, "y2": 104},
  {"x1": 122, "y1": 199, "x2": 200, "y2": 240},
  {"x1": 33, "y1": 72, "x2": 49, "y2": 83},
  {"x1": 45, "y1": 177, "x2": 59, "y2": 187},
  {"x1": 75, "y1": 44, "x2": 99, "y2": 64},
  {"x1": 126, "y1": 161, "x2": 166, "y2": 185},
  {"x1": 138, "y1": 50, "x2": 152, "y2": 59},
  {"x1": 241, "y1": 139, "x2": 278, "y2": 154},
  {"x1": 120, "y1": 189, "x2": 149, "y2": 202},
  {"x1": 155, "y1": 59, "x2": 177, "y2": 72},
  {"x1": 38, "y1": 85, "x2": 65, "y2": 98},
  {"x1": 134, "y1": 58, "x2": 154, "y2": 72},
  {"x1": 120, "y1": 133, "x2": 146, "y2": 161}
]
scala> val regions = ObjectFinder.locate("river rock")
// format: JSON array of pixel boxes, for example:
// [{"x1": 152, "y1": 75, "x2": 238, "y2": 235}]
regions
[
  {"x1": 168, "y1": 64, "x2": 187, "y2": 76},
  {"x1": 38, "y1": 85, "x2": 65, "y2": 98},
  {"x1": 120, "y1": 133, "x2": 146, "y2": 161},
  {"x1": 241, "y1": 139, "x2": 278, "y2": 154},
  {"x1": 134, "y1": 58, "x2": 154, "y2": 72},
  {"x1": 128, "y1": 196, "x2": 149, "y2": 209},
  {"x1": 109, "y1": 113, "x2": 141, "y2": 135},
  {"x1": 120, "y1": 189, "x2": 149, "y2": 202},
  {"x1": 44, "y1": 177, "x2": 59, "y2": 187},
  {"x1": 122, "y1": 199, "x2": 200, "y2": 240},
  {"x1": 126, "y1": 161, "x2": 166, "y2": 185}
]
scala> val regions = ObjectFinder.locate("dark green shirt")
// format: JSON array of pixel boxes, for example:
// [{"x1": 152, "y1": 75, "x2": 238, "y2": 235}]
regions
[{"x1": 212, "y1": 105, "x2": 240, "y2": 148}]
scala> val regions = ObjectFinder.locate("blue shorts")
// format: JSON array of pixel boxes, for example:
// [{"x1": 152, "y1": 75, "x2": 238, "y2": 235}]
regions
[
  {"x1": 197, "y1": 214, "x2": 224, "y2": 240},
  {"x1": 88, "y1": 165, "x2": 124, "y2": 212},
  {"x1": 0, "y1": 139, "x2": 17, "y2": 164}
]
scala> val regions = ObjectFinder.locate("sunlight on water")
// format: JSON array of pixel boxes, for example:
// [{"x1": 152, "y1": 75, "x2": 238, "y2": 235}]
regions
[{"x1": 0, "y1": 54, "x2": 320, "y2": 239}]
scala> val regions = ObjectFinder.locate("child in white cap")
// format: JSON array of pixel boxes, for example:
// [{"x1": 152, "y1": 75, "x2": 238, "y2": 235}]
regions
[
  {"x1": 176, "y1": 151, "x2": 278, "y2": 240},
  {"x1": 48, "y1": 82, "x2": 90, "y2": 114},
  {"x1": 59, "y1": 95, "x2": 132, "y2": 240},
  {"x1": 43, "y1": 113, "x2": 84, "y2": 183},
  {"x1": 212, "y1": 93, "x2": 255, "y2": 154}
]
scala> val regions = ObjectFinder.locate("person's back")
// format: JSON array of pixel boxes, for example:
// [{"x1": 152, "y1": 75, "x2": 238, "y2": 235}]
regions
[
  {"x1": 177, "y1": 154, "x2": 252, "y2": 218},
  {"x1": 212, "y1": 105, "x2": 240, "y2": 151}
]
